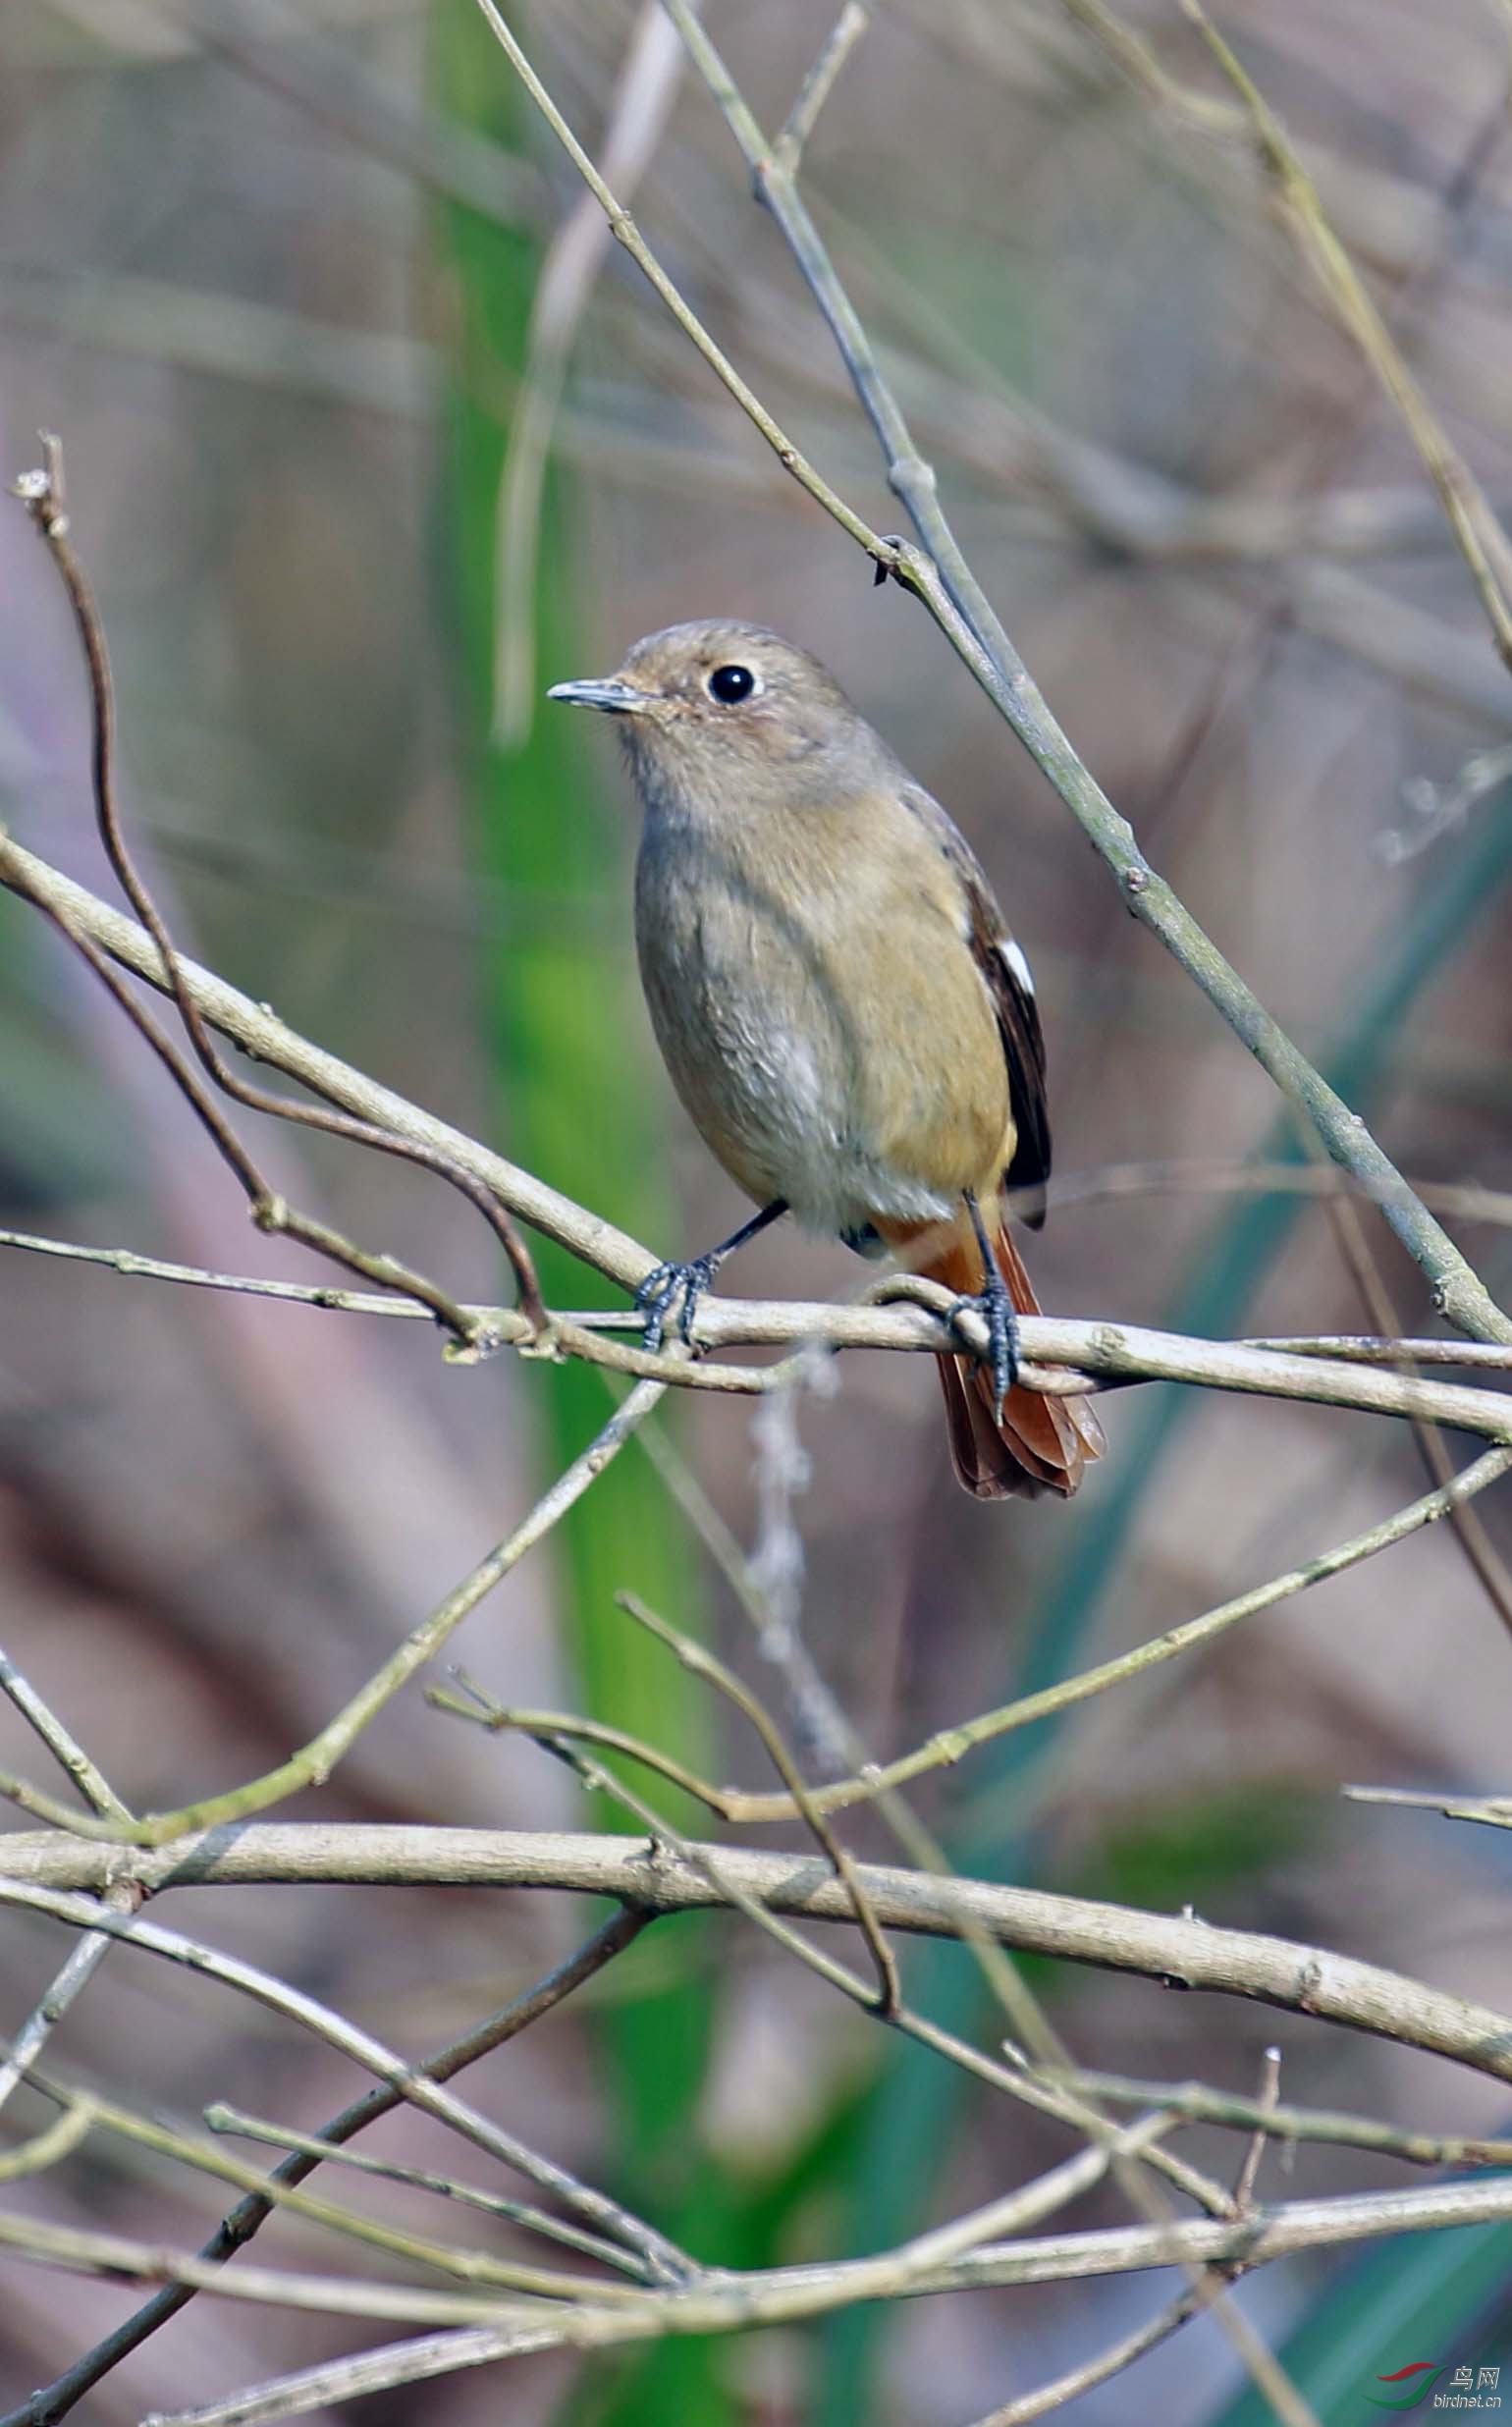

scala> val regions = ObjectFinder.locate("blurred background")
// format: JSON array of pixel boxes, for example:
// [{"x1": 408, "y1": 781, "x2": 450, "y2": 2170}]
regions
[{"x1": 2, "y1": 1, "x2": 1512, "y2": 2419}]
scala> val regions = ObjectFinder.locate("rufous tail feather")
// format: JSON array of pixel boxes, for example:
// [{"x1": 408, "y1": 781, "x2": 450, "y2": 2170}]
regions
[{"x1": 917, "y1": 1215, "x2": 1104, "y2": 1500}]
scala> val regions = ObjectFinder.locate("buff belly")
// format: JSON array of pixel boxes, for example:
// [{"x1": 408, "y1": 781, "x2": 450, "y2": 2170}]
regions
[{"x1": 634, "y1": 825, "x2": 1010, "y2": 1237}]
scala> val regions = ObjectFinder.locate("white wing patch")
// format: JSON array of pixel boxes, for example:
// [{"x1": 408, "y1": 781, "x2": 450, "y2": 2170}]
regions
[{"x1": 999, "y1": 937, "x2": 1035, "y2": 997}]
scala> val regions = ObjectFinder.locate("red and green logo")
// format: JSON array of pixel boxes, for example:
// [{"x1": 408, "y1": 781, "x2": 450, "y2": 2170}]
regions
[{"x1": 1366, "y1": 2363, "x2": 1447, "y2": 2410}]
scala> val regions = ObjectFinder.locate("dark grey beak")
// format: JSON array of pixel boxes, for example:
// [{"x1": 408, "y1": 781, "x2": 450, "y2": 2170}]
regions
[{"x1": 546, "y1": 676, "x2": 651, "y2": 716}]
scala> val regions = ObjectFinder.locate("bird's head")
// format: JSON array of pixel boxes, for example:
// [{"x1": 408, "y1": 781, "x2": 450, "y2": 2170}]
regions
[{"x1": 548, "y1": 620, "x2": 882, "y2": 813}]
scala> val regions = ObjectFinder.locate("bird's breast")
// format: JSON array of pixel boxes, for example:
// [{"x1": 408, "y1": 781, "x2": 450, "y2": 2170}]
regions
[{"x1": 633, "y1": 809, "x2": 1013, "y2": 1235}]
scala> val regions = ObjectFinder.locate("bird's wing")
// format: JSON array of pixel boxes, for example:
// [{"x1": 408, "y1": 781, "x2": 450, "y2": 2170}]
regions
[{"x1": 902, "y1": 782, "x2": 1051, "y2": 1223}]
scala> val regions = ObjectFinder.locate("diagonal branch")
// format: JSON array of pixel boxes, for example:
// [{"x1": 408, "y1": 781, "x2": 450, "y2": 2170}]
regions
[
  {"x1": 0, "y1": 1379, "x2": 666, "y2": 1848},
  {"x1": 0, "y1": 833, "x2": 652, "y2": 1290},
  {"x1": 474, "y1": 0, "x2": 1509, "y2": 1346},
  {"x1": 13, "y1": 437, "x2": 545, "y2": 1337},
  {"x1": 0, "y1": 1880, "x2": 692, "y2": 2285},
  {"x1": 1180, "y1": 0, "x2": 1512, "y2": 671},
  {"x1": 450, "y1": 1442, "x2": 1512, "y2": 1824}
]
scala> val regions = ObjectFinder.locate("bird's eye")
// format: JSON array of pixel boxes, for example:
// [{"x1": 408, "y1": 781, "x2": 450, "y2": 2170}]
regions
[{"x1": 706, "y1": 663, "x2": 757, "y2": 705}]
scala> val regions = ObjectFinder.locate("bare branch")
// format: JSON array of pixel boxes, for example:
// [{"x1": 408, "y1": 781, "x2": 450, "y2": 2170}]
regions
[
  {"x1": 121, "y1": 2173, "x2": 1512, "y2": 2423},
  {"x1": 1034, "y1": 2060, "x2": 1512, "y2": 2173},
  {"x1": 9, "y1": 1908, "x2": 653, "y2": 2424},
  {"x1": 963, "y1": 2285, "x2": 1215, "y2": 2427},
  {"x1": 0, "y1": 833, "x2": 651, "y2": 1289},
  {"x1": 615, "y1": 1591, "x2": 900, "y2": 2013},
  {"x1": 0, "y1": 1648, "x2": 129, "y2": 1822},
  {"x1": 456, "y1": 1445, "x2": 1512, "y2": 1824},
  {"x1": 8, "y1": 1824, "x2": 1511, "y2": 2088},
  {"x1": 773, "y1": 4, "x2": 871, "y2": 173},
  {"x1": 1343, "y1": 1783, "x2": 1512, "y2": 1829}
]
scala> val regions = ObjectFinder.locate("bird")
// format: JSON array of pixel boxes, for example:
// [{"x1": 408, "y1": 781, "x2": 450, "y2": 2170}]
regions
[{"x1": 548, "y1": 620, "x2": 1104, "y2": 1498}]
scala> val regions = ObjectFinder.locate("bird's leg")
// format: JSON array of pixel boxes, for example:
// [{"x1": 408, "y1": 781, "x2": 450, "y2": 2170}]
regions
[
  {"x1": 954, "y1": 1187, "x2": 1019, "y2": 1423},
  {"x1": 634, "y1": 1200, "x2": 788, "y2": 1353}
]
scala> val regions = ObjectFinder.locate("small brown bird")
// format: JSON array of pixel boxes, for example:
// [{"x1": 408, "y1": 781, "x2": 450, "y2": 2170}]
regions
[{"x1": 549, "y1": 620, "x2": 1104, "y2": 1498}]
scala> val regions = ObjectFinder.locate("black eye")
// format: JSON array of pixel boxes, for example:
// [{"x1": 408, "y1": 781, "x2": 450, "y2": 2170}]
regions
[{"x1": 707, "y1": 663, "x2": 756, "y2": 705}]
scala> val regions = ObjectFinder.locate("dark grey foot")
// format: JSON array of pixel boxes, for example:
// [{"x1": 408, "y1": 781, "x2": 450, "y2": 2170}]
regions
[
  {"x1": 634, "y1": 1254, "x2": 724, "y2": 1354},
  {"x1": 951, "y1": 1269, "x2": 1020, "y2": 1423}
]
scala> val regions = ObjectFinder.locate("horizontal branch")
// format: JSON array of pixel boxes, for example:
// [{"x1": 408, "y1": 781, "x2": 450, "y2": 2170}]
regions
[
  {"x1": 1344, "y1": 1784, "x2": 1512, "y2": 1830},
  {"x1": 109, "y1": 2171, "x2": 1512, "y2": 2419},
  {"x1": 6, "y1": 1823, "x2": 1511, "y2": 2085},
  {"x1": 7, "y1": 1218, "x2": 1512, "y2": 1442}
]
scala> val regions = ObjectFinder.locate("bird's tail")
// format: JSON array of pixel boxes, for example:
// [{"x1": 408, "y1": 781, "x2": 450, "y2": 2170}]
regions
[{"x1": 915, "y1": 1210, "x2": 1104, "y2": 1500}]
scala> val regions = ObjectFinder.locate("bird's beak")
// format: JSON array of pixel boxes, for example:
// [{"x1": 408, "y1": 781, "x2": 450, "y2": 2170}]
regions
[{"x1": 546, "y1": 675, "x2": 652, "y2": 716}]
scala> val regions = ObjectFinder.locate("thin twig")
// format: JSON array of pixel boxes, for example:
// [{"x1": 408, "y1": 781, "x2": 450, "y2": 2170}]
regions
[
  {"x1": 1318, "y1": 1134, "x2": 1512, "y2": 1638},
  {"x1": 0, "y1": 1662, "x2": 139, "y2": 2124},
  {"x1": 201, "y1": 2105, "x2": 645, "y2": 2275},
  {"x1": 19, "y1": 2066, "x2": 628, "y2": 2301},
  {"x1": 0, "y1": 1885, "x2": 141, "y2": 2123},
  {"x1": 445, "y1": 1444, "x2": 1512, "y2": 1824},
  {"x1": 1033, "y1": 2061, "x2": 1512, "y2": 2173},
  {"x1": 467, "y1": 0, "x2": 899, "y2": 568},
  {"x1": 0, "y1": 833, "x2": 651, "y2": 1285},
  {"x1": 493, "y1": 4, "x2": 685, "y2": 741},
  {"x1": 7, "y1": 861, "x2": 500, "y2": 1353},
  {"x1": 773, "y1": 4, "x2": 871, "y2": 173},
  {"x1": 0, "y1": 1649, "x2": 128, "y2": 1821},
  {"x1": 963, "y1": 2283, "x2": 1217, "y2": 2426},
  {"x1": 618, "y1": 1591, "x2": 900, "y2": 2013},
  {"x1": 1343, "y1": 1784, "x2": 1512, "y2": 1829},
  {"x1": 1180, "y1": 1, "x2": 1512, "y2": 672},
  {"x1": 0, "y1": 1881, "x2": 692, "y2": 2282},
  {"x1": 1234, "y1": 2047, "x2": 1282, "y2": 2213}
]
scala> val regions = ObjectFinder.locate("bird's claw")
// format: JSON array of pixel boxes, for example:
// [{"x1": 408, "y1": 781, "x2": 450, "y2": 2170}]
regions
[
  {"x1": 633, "y1": 1255, "x2": 721, "y2": 1355},
  {"x1": 952, "y1": 1273, "x2": 1020, "y2": 1423}
]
